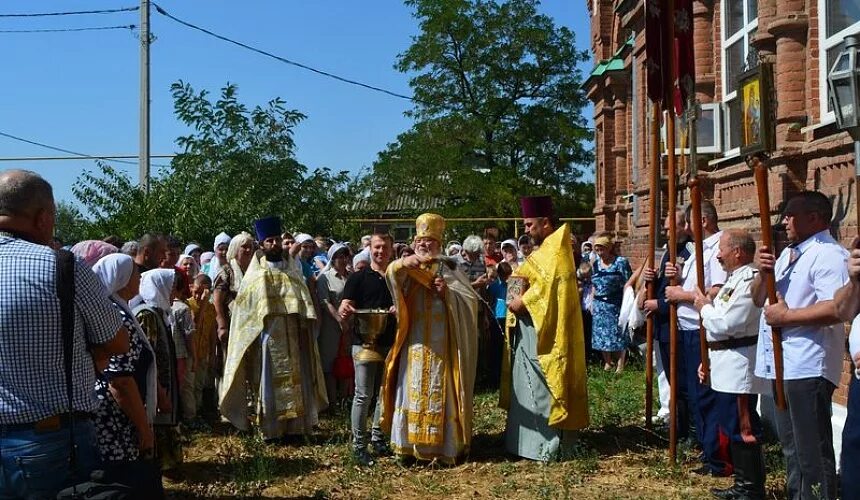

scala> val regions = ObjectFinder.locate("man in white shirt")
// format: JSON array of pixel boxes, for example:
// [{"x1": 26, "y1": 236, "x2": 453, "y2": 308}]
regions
[
  {"x1": 753, "y1": 191, "x2": 847, "y2": 500},
  {"x1": 665, "y1": 201, "x2": 733, "y2": 476},
  {"x1": 693, "y1": 229, "x2": 768, "y2": 499}
]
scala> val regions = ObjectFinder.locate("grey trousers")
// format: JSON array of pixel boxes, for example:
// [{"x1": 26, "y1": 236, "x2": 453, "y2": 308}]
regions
[
  {"x1": 774, "y1": 377, "x2": 837, "y2": 500},
  {"x1": 351, "y1": 345, "x2": 387, "y2": 451}
]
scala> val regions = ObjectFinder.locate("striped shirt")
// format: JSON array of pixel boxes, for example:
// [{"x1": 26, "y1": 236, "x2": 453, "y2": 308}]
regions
[{"x1": 0, "y1": 234, "x2": 123, "y2": 424}]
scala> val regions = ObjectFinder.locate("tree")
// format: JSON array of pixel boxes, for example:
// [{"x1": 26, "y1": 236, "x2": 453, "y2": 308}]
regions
[
  {"x1": 54, "y1": 201, "x2": 90, "y2": 245},
  {"x1": 73, "y1": 82, "x2": 352, "y2": 243},
  {"x1": 363, "y1": 0, "x2": 594, "y2": 218}
]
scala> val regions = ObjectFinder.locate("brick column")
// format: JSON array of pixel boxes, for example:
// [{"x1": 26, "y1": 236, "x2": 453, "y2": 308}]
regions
[
  {"x1": 769, "y1": 1, "x2": 809, "y2": 148},
  {"x1": 693, "y1": 0, "x2": 716, "y2": 102}
]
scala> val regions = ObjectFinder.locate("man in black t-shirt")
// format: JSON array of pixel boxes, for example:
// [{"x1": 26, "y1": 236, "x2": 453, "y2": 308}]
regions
[{"x1": 339, "y1": 233, "x2": 396, "y2": 466}]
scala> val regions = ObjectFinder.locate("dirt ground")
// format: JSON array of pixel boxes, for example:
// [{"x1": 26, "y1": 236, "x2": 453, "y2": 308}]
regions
[{"x1": 163, "y1": 364, "x2": 788, "y2": 499}]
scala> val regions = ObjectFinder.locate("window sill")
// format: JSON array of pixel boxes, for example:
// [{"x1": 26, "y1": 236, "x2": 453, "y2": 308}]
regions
[
  {"x1": 707, "y1": 149, "x2": 742, "y2": 167},
  {"x1": 799, "y1": 118, "x2": 836, "y2": 135}
]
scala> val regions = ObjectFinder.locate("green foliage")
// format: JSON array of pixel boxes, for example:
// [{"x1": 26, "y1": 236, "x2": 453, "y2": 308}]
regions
[
  {"x1": 72, "y1": 82, "x2": 352, "y2": 244},
  {"x1": 360, "y1": 0, "x2": 594, "y2": 218},
  {"x1": 54, "y1": 201, "x2": 90, "y2": 245}
]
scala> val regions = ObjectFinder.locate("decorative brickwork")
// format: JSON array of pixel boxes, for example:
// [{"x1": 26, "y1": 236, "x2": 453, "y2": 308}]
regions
[{"x1": 585, "y1": 0, "x2": 858, "y2": 405}]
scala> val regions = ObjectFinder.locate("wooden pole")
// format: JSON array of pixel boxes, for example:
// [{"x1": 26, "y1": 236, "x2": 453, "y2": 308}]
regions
[
  {"x1": 685, "y1": 104, "x2": 710, "y2": 382},
  {"x1": 750, "y1": 155, "x2": 787, "y2": 410},
  {"x1": 664, "y1": 0, "x2": 679, "y2": 464},
  {"x1": 645, "y1": 103, "x2": 660, "y2": 430}
]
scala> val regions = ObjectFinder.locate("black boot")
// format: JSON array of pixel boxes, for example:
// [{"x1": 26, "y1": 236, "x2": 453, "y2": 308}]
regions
[{"x1": 710, "y1": 442, "x2": 765, "y2": 500}]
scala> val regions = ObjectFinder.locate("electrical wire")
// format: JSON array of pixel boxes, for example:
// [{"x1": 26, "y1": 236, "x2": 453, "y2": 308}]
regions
[
  {"x1": 151, "y1": 3, "x2": 427, "y2": 106},
  {"x1": 0, "y1": 131, "x2": 169, "y2": 168},
  {"x1": 0, "y1": 24, "x2": 135, "y2": 34},
  {"x1": 0, "y1": 6, "x2": 138, "y2": 18},
  {"x1": 151, "y1": 3, "x2": 595, "y2": 132}
]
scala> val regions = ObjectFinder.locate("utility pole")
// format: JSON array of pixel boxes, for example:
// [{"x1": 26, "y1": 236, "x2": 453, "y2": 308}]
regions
[{"x1": 139, "y1": 0, "x2": 151, "y2": 192}]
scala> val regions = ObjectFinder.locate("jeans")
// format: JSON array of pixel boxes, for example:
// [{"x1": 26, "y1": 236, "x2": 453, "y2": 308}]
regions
[
  {"x1": 774, "y1": 377, "x2": 837, "y2": 500},
  {"x1": 351, "y1": 345, "x2": 387, "y2": 452},
  {"x1": 0, "y1": 419, "x2": 99, "y2": 500}
]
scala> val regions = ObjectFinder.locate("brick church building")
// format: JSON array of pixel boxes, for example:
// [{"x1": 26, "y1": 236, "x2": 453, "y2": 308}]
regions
[{"x1": 584, "y1": 0, "x2": 858, "y2": 438}]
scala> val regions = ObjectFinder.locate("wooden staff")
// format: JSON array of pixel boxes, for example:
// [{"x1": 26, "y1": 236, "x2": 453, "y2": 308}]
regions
[
  {"x1": 664, "y1": 0, "x2": 680, "y2": 464},
  {"x1": 684, "y1": 104, "x2": 710, "y2": 382},
  {"x1": 645, "y1": 103, "x2": 660, "y2": 430},
  {"x1": 749, "y1": 154, "x2": 786, "y2": 410}
]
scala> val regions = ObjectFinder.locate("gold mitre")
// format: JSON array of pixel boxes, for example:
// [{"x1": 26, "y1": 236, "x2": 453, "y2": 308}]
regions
[{"x1": 414, "y1": 213, "x2": 445, "y2": 242}]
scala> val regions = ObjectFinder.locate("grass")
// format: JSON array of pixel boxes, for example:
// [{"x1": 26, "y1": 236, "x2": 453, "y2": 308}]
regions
[{"x1": 164, "y1": 359, "x2": 789, "y2": 499}]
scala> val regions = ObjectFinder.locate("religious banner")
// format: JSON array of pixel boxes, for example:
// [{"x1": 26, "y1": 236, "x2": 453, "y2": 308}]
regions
[
  {"x1": 673, "y1": 0, "x2": 695, "y2": 114},
  {"x1": 645, "y1": 0, "x2": 669, "y2": 105}
]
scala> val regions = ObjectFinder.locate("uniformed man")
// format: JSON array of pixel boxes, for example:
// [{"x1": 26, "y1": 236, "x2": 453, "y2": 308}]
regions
[{"x1": 693, "y1": 229, "x2": 767, "y2": 499}]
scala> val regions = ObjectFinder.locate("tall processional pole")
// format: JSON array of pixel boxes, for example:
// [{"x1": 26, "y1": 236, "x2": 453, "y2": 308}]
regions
[{"x1": 645, "y1": 103, "x2": 660, "y2": 431}]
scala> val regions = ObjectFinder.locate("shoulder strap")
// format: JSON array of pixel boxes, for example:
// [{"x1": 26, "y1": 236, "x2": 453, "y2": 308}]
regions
[{"x1": 55, "y1": 249, "x2": 77, "y2": 469}]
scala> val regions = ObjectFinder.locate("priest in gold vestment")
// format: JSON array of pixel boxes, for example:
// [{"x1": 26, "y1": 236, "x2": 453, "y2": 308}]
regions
[
  {"x1": 219, "y1": 216, "x2": 327, "y2": 440},
  {"x1": 503, "y1": 196, "x2": 589, "y2": 461},
  {"x1": 381, "y1": 213, "x2": 479, "y2": 463}
]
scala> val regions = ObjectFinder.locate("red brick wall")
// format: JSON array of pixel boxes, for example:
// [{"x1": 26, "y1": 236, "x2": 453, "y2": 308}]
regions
[{"x1": 586, "y1": 0, "x2": 858, "y2": 405}]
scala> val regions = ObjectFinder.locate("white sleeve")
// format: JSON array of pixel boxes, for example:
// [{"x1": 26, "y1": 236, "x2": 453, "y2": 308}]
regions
[
  {"x1": 700, "y1": 279, "x2": 758, "y2": 340},
  {"x1": 812, "y1": 247, "x2": 849, "y2": 301},
  {"x1": 707, "y1": 251, "x2": 728, "y2": 288}
]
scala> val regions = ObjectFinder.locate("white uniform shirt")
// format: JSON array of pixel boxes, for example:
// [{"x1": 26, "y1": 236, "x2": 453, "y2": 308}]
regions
[
  {"x1": 678, "y1": 232, "x2": 728, "y2": 330},
  {"x1": 755, "y1": 229, "x2": 849, "y2": 386},
  {"x1": 700, "y1": 264, "x2": 768, "y2": 394}
]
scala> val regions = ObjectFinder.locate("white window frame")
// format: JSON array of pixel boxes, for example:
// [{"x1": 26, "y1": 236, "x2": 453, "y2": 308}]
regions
[
  {"x1": 818, "y1": 0, "x2": 860, "y2": 124},
  {"x1": 660, "y1": 103, "x2": 724, "y2": 155},
  {"x1": 720, "y1": 0, "x2": 758, "y2": 157}
]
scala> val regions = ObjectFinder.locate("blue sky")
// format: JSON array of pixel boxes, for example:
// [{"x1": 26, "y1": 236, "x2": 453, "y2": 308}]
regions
[{"x1": 0, "y1": 1, "x2": 593, "y2": 206}]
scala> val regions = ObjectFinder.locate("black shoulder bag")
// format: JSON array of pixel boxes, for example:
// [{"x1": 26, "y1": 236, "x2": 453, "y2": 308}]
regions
[{"x1": 55, "y1": 249, "x2": 133, "y2": 500}]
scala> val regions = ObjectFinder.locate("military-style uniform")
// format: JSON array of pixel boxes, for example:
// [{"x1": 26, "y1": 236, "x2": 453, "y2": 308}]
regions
[
  {"x1": 701, "y1": 264, "x2": 768, "y2": 395},
  {"x1": 699, "y1": 263, "x2": 767, "y2": 499}
]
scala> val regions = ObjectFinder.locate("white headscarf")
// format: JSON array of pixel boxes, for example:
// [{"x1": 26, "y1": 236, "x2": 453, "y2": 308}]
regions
[
  {"x1": 213, "y1": 232, "x2": 232, "y2": 251},
  {"x1": 140, "y1": 269, "x2": 176, "y2": 330},
  {"x1": 184, "y1": 243, "x2": 202, "y2": 257},
  {"x1": 209, "y1": 232, "x2": 232, "y2": 282},
  {"x1": 177, "y1": 254, "x2": 199, "y2": 279},
  {"x1": 294, "y1": 233, "x2": 313, "y2": 246},
  {"x1": 322, "y1": 242, "x2": 349, "y2": 274},
  {"x1": 501, "y1": 239, "x2": 518, "y2": 251},
  {"x1": 353, "y1": 248, "x2": 371, "y2": 268},
  {"x1": 92, "y1": 254, "x2": 158, "y2": 424}
]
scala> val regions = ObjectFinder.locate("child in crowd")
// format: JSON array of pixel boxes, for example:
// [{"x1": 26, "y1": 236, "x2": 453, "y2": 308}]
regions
[
  {"x1": 488, "y1": 261, "x2": 513, "y2": 330},
  {"x1": 171, "y1": 269, "x2": 196, "y2": 422},
  {"x1": 187, "y1": 274, "x2": 217, "y2": 419}
]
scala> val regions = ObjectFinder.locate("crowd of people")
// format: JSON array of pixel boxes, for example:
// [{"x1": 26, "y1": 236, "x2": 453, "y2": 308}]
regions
[{"x1": 1, "y1": 168, "x2": 859, "y2": 500}]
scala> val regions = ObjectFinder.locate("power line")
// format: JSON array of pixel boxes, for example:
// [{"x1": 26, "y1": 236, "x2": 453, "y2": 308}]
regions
[
  {"x1": 151, "y1": 2, "x2": 426, "y2": 106},
  {"x1": 0, "y1": 131, "x2": 169, "y2": 168},
  {"x1": 150, "y1": 3, "x2": 595, "y2": 132},
  {"x1": 0, "y1": 25, "x2": 136, "y2": 34},
  {"x1": 0, "y1": 6, "x2": 138, "y2": 18}
]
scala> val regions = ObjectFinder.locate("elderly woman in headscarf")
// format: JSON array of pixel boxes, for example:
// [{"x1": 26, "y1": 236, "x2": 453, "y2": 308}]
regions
[
  {"x1": 183, "y1": 243, "x2": 203, "y2": 266},
  {"x1": 500, "y1": 238, "x2": 520, "y2": 271},
  {"x1": 71, "y1": 240, "x2": 119, "y2": 268},
  {"x1": 213, "y1": 232, "x2": 255, "y2": 381},
  {"x1": 316, "y1": 242, "x2": 352, "y2": 405},
  {"x1": 176, "y1": 254, "x2": 199, "y2": 280},
  {"x1": 352, "y1": 249, "x2": 371, "y2": 273},
  {"x1": 207, "y1": 232, "x2": 232, "y2": 282},
  {"x1": 90, "y1": 254, "x2": 161, "y2": 494},
  {"x1": 134, "y1": 268, "x2": 182, "y2": 470}
]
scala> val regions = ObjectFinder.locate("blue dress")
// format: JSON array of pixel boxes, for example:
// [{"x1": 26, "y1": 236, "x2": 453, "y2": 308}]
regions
[{"x1": 590, "y1": 256, "x2": 632, "y2": 352}]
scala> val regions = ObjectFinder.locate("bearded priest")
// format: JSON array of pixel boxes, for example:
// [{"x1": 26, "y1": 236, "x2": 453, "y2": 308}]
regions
[
  {"x1": 502, "y1": 196, "x2": 589, "y2": 461},
  {"x1": 380, "y1": 213, "x2": 479, "y2": 464},
  {"x1": 219, "y1": 216, "x2": 327, "y2": 440}
]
